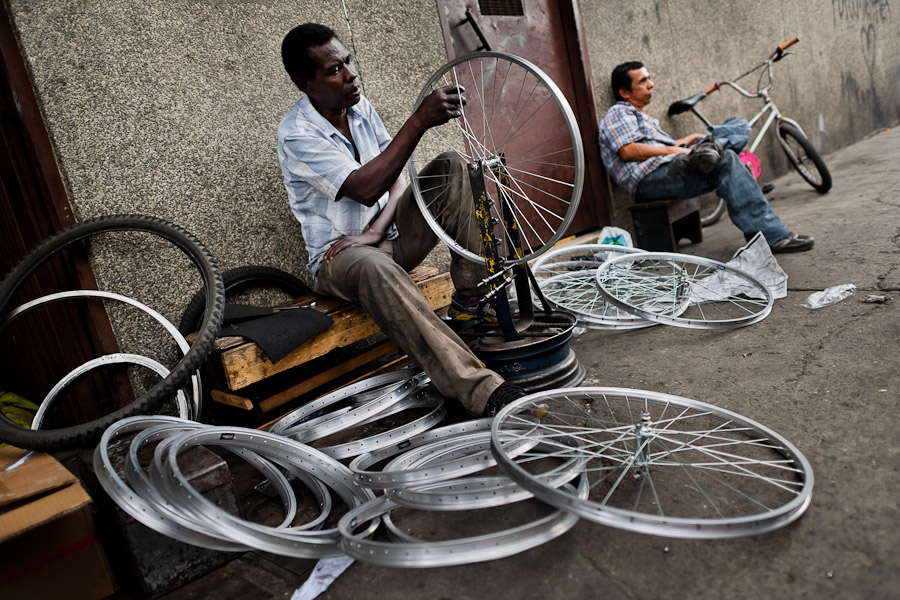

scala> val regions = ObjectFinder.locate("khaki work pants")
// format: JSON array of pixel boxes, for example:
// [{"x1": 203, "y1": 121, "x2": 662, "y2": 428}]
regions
[{"x1": 314, "y1": 155, "x2": 504, "y2": 415}]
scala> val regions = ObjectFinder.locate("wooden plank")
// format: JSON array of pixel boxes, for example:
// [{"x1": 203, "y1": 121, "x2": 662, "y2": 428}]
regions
[
  {"x1": 208, "y1": 267, "x2": 443, "y2": 353},
  {"x1": 220, "y1": 272, "x2": 453, "y2": 390},
  {"x1": 210, "y1": 389, "x2": 255, "y2": 410},
  {"x1": 257, "y1": 341, "x2": 398, "y2": 413}
]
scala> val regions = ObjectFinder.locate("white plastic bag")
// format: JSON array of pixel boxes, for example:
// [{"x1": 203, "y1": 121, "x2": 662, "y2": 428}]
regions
[
  {"x1": 597, "y1": 226, "x2": 633, "y2": 247},
  {"x1": 802, "y1": 284, "x2": 856, "y2": 309}
]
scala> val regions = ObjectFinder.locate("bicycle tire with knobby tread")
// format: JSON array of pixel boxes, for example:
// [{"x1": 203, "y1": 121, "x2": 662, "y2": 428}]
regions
[
  {"x1": 0, "y1": 214, "x2": 225, "y2": 451},
  {"x1": 178, "y1": 265, "x2": 310, "y2": 335},
  {"x1": 777, "y1": 123, "x2": 832, "y2": 193}
]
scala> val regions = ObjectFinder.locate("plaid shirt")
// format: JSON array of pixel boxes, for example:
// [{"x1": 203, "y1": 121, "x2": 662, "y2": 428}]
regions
[
  {"x1": 277, "y1": 95, "x2": 397, "y2": 277},
  {"x1": 598, "y1": 101, "x2": 677, "y2": 198}
]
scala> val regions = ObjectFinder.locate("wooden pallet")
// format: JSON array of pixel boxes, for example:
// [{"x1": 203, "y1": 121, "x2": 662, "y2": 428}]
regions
[{"x1": 203, "y1": 266, "x2": 453, "y2": 414}]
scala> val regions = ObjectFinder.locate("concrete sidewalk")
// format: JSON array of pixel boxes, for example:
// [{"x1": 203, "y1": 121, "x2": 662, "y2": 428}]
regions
[
  {"x1": 311, "y1": 126, "x2": 900, "y2": 600},
  {"x1": 155, "y1": 126, "x2": 899, "y2": 600}
]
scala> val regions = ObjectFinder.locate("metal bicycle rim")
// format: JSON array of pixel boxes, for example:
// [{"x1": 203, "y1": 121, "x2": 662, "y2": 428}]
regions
[
  {"x1": 491, "y1": 387, "x2": 814, "y2": 539},
  {"x1": 93, "y1": 416, "x2": 248, "y2": 551},
  {"x1": 146, "y1": 427, "x2": 373, "y2": 558},
  {"x1": 34, "y1": 353, "x2": 191, "y2": 428},
  {"x1": 386, "y1": 439, "x2": 585, "y2": 511},
  {"x1": 8, "y1": 290, "x2": 203, "y2": 418},
  {"x1": 596, "y1": 252, "x2": 773, "y2": 329},
  {"x1": 338, "y1": 476, "x2": 585, "y2": 568},
  {"x1": 350, "y1": 418, "x2": 494, "y2": 489},
  {"x1": 313, "y1": 392, "x2": 446, "y2": 460},
  {"x1": 267, "y1": 369, "x2": 421, "y2": 439},
  {"x1": 532, "y1": 244, "x2": 654, "y2": 328},
  {"x1": 372, "y1": 425, "x2": 539, "y2": 491},
  {"x1": 408, "y1": 51, "x2": 584, "y2": 265}
]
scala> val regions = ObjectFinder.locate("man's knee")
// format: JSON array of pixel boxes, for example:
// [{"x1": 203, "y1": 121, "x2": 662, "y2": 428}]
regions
[{"x1": 716, "y1": 148, "x2": 744, "y2": 172}]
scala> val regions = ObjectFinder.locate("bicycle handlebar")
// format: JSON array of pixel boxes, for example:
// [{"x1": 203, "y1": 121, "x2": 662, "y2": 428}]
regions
[
  {"x1": 774, "y1": 37, "x2": 799, "y2": 61},
  {"x1": 701, "y1": 38, "x2": 799, "y2": 95}
]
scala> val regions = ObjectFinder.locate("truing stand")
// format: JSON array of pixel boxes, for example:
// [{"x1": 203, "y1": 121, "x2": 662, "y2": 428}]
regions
[{"x1": 468, "y1": 156, "x2": 552, "y2": 335}]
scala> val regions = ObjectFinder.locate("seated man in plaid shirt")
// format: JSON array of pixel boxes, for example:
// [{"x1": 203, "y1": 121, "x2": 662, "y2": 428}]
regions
[{"x1": 599, "y1": 61, "x2": 814, "y2": 253}]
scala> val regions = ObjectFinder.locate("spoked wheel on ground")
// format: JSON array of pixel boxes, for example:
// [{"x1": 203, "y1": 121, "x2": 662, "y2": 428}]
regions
[
  {"x1": 595, "y1": 252, "x2": 773, "y2": 330},
  {"x1": 776, "y1": 122, "x2": 832, "y2": 193},
  {"x1": 531, "y1": 244, "x2": 654, "y2": 330},
  {"x1": 408, "y1": 51, "x2": 584, "y2": 265},
  {"x1": 491, "y1": 387, "x2": 814, "y2": 539}
]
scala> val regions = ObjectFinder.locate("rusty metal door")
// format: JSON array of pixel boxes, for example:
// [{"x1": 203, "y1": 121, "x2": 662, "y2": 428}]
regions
[{"x1": 436, "y1": 0, "x2": 609, "y2": 235}]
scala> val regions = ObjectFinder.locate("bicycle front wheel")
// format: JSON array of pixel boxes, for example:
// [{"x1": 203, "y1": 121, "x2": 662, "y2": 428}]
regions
[
  {"x1": 491, "y1": 387, "x2": 815, "y2": 539},
  {"x1": 776, "y1": 123, "x2": 832, "y2": 193},
  {"x1": 408, "y1": 52, "x2": 584, "y2": 265}
]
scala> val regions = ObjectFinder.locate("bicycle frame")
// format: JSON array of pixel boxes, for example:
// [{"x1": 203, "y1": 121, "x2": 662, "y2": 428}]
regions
[{"x1": 682, "y1": 61, "x2": 807, "y2": 155}]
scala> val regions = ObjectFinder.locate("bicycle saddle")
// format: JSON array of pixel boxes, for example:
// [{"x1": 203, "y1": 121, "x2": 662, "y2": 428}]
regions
[{"x1": 667, "y1": 93, "x2": 708, "y2": 116}]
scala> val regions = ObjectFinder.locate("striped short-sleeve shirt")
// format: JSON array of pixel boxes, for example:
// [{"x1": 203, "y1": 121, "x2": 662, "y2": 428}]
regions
[{"x1": 277, "y1": 95, "x2": 397, "y2": 277}]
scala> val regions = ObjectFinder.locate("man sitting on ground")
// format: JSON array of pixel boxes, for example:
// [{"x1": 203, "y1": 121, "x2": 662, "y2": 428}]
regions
[
  {"x1": 598, "y1": 61, "x2": 815, "y2": 253},
  {"x1": 277, "y1": 23, "x2": 524, "y2": 417}
]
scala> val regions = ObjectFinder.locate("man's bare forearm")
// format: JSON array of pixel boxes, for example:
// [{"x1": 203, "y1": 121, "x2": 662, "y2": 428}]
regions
[
  {"x1": 618, "y1": 142, "x2": 688, "y2": 162},
  {"x1": 339, "y1": 85, "x2": 464, "y2": 206},
  {"x1": 339, "y1": 117, "x2": 428, "y2": 206}
]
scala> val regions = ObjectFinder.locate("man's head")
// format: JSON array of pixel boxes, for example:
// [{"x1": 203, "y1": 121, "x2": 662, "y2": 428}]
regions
[
  {"x1": 611, "y1": 61, "x2": 653, "y2": 110},
  {"x1": 281, "y1": 23, "x2": 360, "y2": 111}
]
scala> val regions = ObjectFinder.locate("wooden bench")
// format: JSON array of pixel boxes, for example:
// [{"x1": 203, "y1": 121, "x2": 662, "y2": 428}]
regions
[
  {"x1": 203, "y1": 266, "x2": 454, "y2": 415},
  {"x1": 628, "y1": 197, "x2": 703, "y2": 252}
]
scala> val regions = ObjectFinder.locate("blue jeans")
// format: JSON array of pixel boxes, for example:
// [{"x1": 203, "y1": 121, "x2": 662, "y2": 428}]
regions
[{"x1": 635, "y1": 117, "x2": 791, "y2": 244}]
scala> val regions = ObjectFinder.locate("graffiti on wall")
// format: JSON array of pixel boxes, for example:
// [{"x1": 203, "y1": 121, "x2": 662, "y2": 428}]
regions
[
  {"x1": 831, "y1": 0, "x2": 892, "y2": 25},
  {"x1": 833, "y1": 0, "x2": 893, "y2": 127}
]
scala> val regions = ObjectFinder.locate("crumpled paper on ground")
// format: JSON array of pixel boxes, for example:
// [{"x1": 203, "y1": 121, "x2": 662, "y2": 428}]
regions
[
  {"x1": 690, "y1": 232, "x2": 788, "y2": 302},
  {"x1": 290, "y1": 556, "x2": 355, "y2": 600},
  {"x1": 803, "y1": 284, "x2": 857, "y2": 309}
]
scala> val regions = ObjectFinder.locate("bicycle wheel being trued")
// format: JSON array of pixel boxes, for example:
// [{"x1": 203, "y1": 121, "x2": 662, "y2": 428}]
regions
[
  {"x1": 491, "y1": 387, "x2": 814, "y2": 539},
  {"x1": 595, "y1": 252, "x2": 773, "y2": 330},
  {"x1": 408, "y1": 52, "x2": 584, "y2": 265},
  {"x1": 776, "y1": 122, "x2": 832, "y2": 193}
]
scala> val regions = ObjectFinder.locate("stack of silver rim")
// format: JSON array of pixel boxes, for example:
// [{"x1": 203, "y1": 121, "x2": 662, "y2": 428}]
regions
[{"x1": 95, "y1": 369, "x2": 814, "y2": 568}]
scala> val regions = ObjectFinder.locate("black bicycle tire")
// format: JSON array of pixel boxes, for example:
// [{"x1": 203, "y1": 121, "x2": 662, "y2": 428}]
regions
[
  {"x1": 700, "y1": 196, "x2": 726, "y2": 227},
  {"x1": 178, "y1": 265, "x2": 311, "y2": 335},
  {"x1": 0, "y1": 214, "x2": 225, "y2": 451},
  {"x1": 777, "y1": 123, "x2": 832, "y2": 193}
]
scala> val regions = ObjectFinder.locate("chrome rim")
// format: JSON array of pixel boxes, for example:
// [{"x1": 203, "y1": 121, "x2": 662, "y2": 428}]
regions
[{"x1": 491, "y1": 387, "x2": 814, "y2": 539}]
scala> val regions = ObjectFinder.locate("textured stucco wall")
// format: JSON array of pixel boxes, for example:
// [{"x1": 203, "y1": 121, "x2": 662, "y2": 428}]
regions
[
  {"x1": 579, "y1": 0, "x2": 900, "y2": 227},
  {"x1": 7, "y1": 0, "x2": 899, "y2": 358},
  {"x1": 5, "y1": 0, "x2": 449, "y2": 360}
]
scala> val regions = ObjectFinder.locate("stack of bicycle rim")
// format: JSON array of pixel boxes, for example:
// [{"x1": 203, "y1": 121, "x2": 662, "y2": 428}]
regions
[
  {"x1": 0, "y1": 215, "x2": 226, "y2": 452},
  {"x1": 532, "y1": 244, "x2": 774, "y2": 331},
  {"x1": 92, "y1": 361, "x2": 813, "y2": 567}
]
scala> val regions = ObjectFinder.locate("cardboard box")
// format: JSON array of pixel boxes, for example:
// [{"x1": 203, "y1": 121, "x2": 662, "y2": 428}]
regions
[{"x1": 0, "y1": 445, "x2": 117, "y2": 600}]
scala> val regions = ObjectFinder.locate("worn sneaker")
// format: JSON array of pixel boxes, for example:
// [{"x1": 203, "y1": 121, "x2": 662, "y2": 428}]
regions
[
  {"x1": 685, "y1": 137, "x2": 722, "y2": 174},
  {"x1": 447, "y1": 292, "x2": 498, "y2": 323},
  {"x1": 771, "y1": 232, "x2": 815, "y2": 253},
  {"x1": 481, "y1": 383, "x2": 528, "y2": 417},
  {"x1": 447, "y1": 292, "x2": 520, "y2": 324}
]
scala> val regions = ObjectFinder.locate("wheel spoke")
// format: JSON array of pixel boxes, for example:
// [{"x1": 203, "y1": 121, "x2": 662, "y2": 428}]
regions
[
  {"x1": 492, "y1": 388, "x2": 814, "y2": 538},
  {"x1": 408, "y1": 52, "x2": 582, "y2": 265}
]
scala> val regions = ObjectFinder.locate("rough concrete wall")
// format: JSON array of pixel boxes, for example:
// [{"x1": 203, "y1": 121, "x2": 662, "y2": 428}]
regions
[
  {"x1": 580, "y1": 0, "x2": 900, "y2": 227},
  {"x1": 7, "y1": 0, "x2": 899, "y2": 358},
  {"x1": 5, "y1": 0, "x2": 448, "y2": 361}
]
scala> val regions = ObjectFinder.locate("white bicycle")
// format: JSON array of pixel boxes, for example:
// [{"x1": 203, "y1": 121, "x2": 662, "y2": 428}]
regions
[{"x1": 668, "y1": 37, "x2": 832, "y2": 226}]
